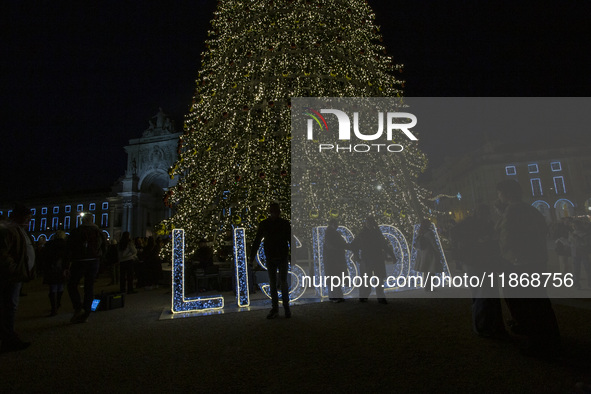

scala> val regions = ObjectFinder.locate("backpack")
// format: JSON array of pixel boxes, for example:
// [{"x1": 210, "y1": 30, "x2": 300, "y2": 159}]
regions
[{"x1": 71, "y1": 226, "x2": 103, "y2": 259}]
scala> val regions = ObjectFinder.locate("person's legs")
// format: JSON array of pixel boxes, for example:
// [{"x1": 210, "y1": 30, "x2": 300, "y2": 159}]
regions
[
  {"x1": 277, "y1": 259, "x2": 290, "y2": 316},
  {"x1": 581, "y1": 256, "x2": 591, "y2": 288},
  {"x1": 126, "y1": 261, "x2": 136, "y2": 293},
  {"x1": 374, "y1": 271, "x2": 386, "y2": 302},
  {"x1": 119, "y1": 261, "x2": 127, "y2": 293},
  {"x1": 82, "y1": 259, "x2": 100, "y2": 315},
  {"x1": 557, "y1": 255, "x2": 567, "y2": 275},
  {"x1": 573, "y1": 255, "x2": 582, "y2": 288},
  {"x1": 267, "y1": 260, "x2": 279, "y2": 312},
  {"x1": 0, "y1": 281, "x2": 21, "y2": 340},
  {"x1": 120, "y1": 260, "x2": 135, "y2": 293},
  {"x1": 358, "y1": 261, "x2": 371, "y2": 300},
  {"x1": 0, "y1": 281, "x2": 29, "y2": 351},
  {"x1": 68, "y1": 261, "x2": 84, "y2": 312},
  {"x1": 48, "y1": 286, "x2": 57, "y2": 316},
  {"x1": 56, "y1": 284, "x2": 64, "y2": 309},
  {"x1": 0, "y1": 281, "x2": 11, "y2": 342}
]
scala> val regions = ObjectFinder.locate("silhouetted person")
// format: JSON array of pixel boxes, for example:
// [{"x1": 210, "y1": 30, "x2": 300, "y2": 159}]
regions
[
  {"x1": 414, "y1": 219, "x2": 443, "y2": 291},
  {"x1": 193, "y1": 238, "x2": 214, "y2": 270},
  {"x1": 105, "y1": 239, "x2": 120, "y2": 285},
  {"x1": 118, "y1": 232, "x2": 138, "y2": 294},
  {"x1": 67, "y1": 212, "x2": 106, "y2": 323},
  {"x1": 324, "y1": 218, "x2": 351, "y2": 303},
  {"x1": 250, "y1": 203, "x2": 291, "y2": 319},
  {"x1": 553, "y1": 221, "x2": 572, "y2": 277},
  {"x1": 42, "y1": 230, "x2": 68, "y2": 316},
  {"x1": 144, "y1": 236, "x2": 163, "y2": 289},
  {"x1": 496, "y1": 179, "x2": 560, "y2": 357},
  {"x1": 134, "y1": 237, "x2": 146, "y2": 288},
  {"x1": 0, "y1": 203, "x2": 35, "y2": 352},
  {"x1": 351, "y1": 216, "x2": 391, "y2": 304},
  {"x1": 453, "y1": 205, "x2": 506, "y2": 338},
  {"x1": 569, "y1": 220, "x2": 591, "y2": 289}
]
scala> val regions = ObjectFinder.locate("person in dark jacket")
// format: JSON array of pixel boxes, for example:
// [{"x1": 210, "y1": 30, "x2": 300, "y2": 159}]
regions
[
  {"x1": 453, "y1": 205, "x2": 506, "y2": 338},
  {"x1": 496, "y1": 180, "x2": 560, "y2": 358},
  {"x1": 118, "y1": 232, "x2": 138, "y2": 294},
  {"x1": 351, "y1": 216, "x2": 392, "y2": 304},
  {"x1": 0, "y1": 203, "x2": 35, "y2": 352},
  {"x1": 42, "y1": 230, "x2": 68, "y2": 316},
  {"x1": 250, "y1": 203, "x2": 291, "y2": 319},
  {"x1": 323, "y1": 218, "x2": 351, "y2": 302},
  {"x1": 66, "y1": 213, "x2": 106, "y2": 324}
]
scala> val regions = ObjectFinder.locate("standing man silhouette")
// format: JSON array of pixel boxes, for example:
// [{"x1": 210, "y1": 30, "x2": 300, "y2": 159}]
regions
[
  {"x1": 0, "y1": 203, "x2": 35, "y2": 352},
  {"x1": 250, "y1": 203, "x2": 291, "y2": 319}
]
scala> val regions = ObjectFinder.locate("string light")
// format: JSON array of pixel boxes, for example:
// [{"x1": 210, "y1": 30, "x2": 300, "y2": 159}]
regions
[
  {"x1": 232, "y1": 227, "x2": 250, "y2": 307},
  {"x1": 171, "y1": 229, "x2": 224, "y2": 313},
  {"x1": 159, "y1": 0, "x2": 415, "y2": 262},
  {"x1": 254, "y1": 239, "x2": 308, "y2": 302}
]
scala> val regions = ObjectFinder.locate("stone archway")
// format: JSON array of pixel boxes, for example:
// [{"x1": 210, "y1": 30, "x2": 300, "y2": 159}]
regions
[{"x1": 139, "y1": 170, "x2": 169, "y2": 197}]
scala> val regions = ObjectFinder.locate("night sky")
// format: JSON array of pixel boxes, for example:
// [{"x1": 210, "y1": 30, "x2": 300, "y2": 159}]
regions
[{"x1": 2, "y1": 0, "x2": 589, "y2": 201}]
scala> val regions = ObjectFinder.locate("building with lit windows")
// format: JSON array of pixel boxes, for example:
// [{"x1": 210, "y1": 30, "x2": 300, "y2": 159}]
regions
[
  {"x1": 428, "y1": 142, "x2": 591, "y2": 223},
  {"x1": 0, "y1": 109, "x2": 180, "y2": 242}
]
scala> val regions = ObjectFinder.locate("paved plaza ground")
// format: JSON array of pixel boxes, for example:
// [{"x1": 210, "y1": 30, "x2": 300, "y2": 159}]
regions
[{"x1": 2, "y1": 273, "x2": 591, "y2": 393}]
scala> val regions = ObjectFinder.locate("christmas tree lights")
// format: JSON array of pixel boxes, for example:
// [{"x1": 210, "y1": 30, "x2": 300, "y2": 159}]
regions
[{"x1": 160, "y1": 0, "x2": 427, "y2": 258}]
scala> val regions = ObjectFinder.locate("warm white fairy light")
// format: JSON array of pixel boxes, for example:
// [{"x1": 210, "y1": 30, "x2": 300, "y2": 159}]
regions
[{"x1": 157, "y1": 0, "x2": 419, "y2": 263}]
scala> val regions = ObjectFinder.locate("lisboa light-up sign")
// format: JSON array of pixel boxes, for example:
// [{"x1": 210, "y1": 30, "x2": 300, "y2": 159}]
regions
[{"x1": 170, "y1": 223, "x2": 448, "y2": 314}]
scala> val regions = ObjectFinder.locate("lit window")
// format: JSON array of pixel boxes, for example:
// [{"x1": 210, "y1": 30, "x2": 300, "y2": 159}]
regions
[
  {"x1": 102, "y1": 202, "x2": 109, "y2": 210},
  {"x1": 64, "y1": 216, "x2": 71, "y2": 230},
  {"x1": 101, "y1": 213, "x2": 108, "y2": 227},
  {"x1": 40, "y1": 218, "x2": 47, "y2": 230},
  {"x1": 31, "y1": 208, "x2": 36, "y2": 216},
  {"x1": 53, "y1": 206, "x2": 59, "y2": 214},
  {"x1": 505, "y1": 166, "x2": 516, "y2": 176},
  {"x1": 89, "y1": 203, "x2": 96, "y2": 211},
  {"x1": 528, "y1": 164, "x2": 539, "y2": 173},
  {"x1": 530, "y1": 178, "x2": 543, "y2": 196},
  {"x1": 41, "y1": 207, "x2": 48, "y2": 215},
  {"x1": 29, "y1": 219, "x2": 35, "y2": 232},
  {"x1": 554, "y1": 176, "x2": 566, "y2": 194},
  {"x1": 551, "y1": 161, "x2": 562, "y2": 172},
  {"x1": 77, "y1": 204, "x2": 83, "y2": 212},
  {"x1": 52, "y1": 217, "x2": 58, "y2": 230},
  {"x1": 65, "y1": 205, "x2": 71, "y2": 213}
]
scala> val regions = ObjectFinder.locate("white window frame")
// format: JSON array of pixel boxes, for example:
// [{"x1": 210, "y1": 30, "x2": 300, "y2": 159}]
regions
[
  {"x1": 551, "y1": 161, "x2": 562, "y2": 172},
  {"x1": 530, "y1": 178, "x2": 543, "y2": 196},
  {"x1": 553, "y1": 176, "x2": 566, "y2": 194}
]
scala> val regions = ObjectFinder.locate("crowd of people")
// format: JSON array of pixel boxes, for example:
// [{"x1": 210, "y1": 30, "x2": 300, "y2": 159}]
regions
[
  {"x1": 2, "y1": 182, "x2": 590, "y2": 359},
  {"x1": 550, "y1": 217, "x2": 591, "y2": 289},
  {"x1": 449, "y1": 180, "x2": 590, "y2": 359},
  {"x1": 0, "y1": 206, "x2": 165, "y2": 353}
]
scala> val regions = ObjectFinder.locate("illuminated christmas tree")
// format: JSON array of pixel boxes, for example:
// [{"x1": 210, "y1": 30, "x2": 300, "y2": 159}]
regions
[{"x1": 160, "y1": 0, "x2": 428, "y2": 257}]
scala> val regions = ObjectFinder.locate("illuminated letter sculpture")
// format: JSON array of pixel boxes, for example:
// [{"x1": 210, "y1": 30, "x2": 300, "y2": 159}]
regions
[{"x1": 171, "y1": 229, "x2": 224, "y2": 313}]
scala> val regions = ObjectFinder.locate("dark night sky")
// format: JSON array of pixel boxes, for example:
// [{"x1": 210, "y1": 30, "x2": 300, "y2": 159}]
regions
[{"x1": 1, "y1": 0, "x2": 589, "y2": 201}]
